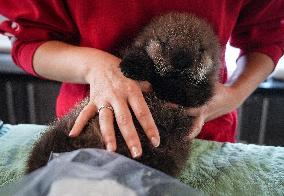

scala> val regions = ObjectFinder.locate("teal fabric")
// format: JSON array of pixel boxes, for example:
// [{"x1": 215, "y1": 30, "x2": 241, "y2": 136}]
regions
[
  {"x1": 179, "y1": 140, "x2": 284, "y2": 196},
  {"x1": 0, "y1": 122, "x2": 9, "y2": 137},
  {"x1": 0, "y1": 124, "x2": 284, "y2": 195},
  {"x1": 0, "y1": 124, "x2": 46, "y2": 187}
]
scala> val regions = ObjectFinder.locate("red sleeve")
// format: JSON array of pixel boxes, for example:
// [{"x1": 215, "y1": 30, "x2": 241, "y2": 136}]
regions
[
  {"x1": 230, "y1": 0, "x2": 284, "y2": 66},
  {"x1": 0, "y1": 1, "x2": 78, "y2": 76}
]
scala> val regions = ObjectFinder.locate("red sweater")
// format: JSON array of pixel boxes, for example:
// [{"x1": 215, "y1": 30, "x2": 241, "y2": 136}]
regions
[{"x1": 1, "y1": 0, "x2": 284, "y2": 142}]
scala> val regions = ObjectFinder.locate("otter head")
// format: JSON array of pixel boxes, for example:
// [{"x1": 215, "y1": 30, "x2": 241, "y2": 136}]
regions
[{"x1": 120, "y1": 13, "x2": 220, "y2": 107}]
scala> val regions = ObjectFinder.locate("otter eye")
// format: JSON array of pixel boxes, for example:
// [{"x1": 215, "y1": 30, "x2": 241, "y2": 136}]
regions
[{"x1": 171, "y1": 51, "x2": 193, "y2": 70}]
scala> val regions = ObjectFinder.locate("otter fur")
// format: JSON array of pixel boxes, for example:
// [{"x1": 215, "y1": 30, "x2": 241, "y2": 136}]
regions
[{"x1": 26, "y1": 12, "x2": 220, "y2": 177}]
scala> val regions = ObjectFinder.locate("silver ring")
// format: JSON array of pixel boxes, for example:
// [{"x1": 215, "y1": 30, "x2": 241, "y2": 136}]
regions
[{"x1": 98, "y1": 105, "x2": 114, "y2": 113}]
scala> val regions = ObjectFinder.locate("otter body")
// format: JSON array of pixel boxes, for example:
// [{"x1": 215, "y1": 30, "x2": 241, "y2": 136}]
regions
[
  {"x1": 27, "y1": 94, "x2": 192, "y2": 176},
  {"x1": 27, "y1": 12, "x2": 220, "y2": 177}
]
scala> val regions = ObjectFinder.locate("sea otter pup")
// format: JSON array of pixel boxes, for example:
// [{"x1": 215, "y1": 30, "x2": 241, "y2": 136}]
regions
[{"x1": 26, "y1": 12, "x2": 220, "y2": 177}]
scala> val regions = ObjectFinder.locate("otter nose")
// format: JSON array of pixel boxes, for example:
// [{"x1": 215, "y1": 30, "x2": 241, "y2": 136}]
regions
[{"x1": 171, "y1": 50, "x2": 193, "y2": 70}]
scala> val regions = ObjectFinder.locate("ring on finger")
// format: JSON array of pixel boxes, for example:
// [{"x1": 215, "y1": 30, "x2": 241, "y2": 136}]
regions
[{"x1": 98, "y1": 105, "x2": 114, "y2": 113}]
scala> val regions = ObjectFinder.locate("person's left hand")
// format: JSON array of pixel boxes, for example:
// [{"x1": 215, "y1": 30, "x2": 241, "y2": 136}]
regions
[{"x1": 184, "y1": 82, "x2": 242, "y2": 140}]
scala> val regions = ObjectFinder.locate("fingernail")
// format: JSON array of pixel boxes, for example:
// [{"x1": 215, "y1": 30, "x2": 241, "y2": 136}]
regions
[
  {"x1": 151, "y1": 137, "x2": 160, "y2": 147},
  {"x1": 188, "y1": 132, "x2": 195, "y2": 140},
  {"x1": 131, "y1": 146, "x2": 140, "y2": 158},
  {"x1": 69, "y1": 131, "x2": 75, "y2": 137},
  {"x1": 187, "y1": 133, "x2": 192, "y2": 139},
  {"x1": 106, "y1": 143, "x2": 114, "y2": 152}
]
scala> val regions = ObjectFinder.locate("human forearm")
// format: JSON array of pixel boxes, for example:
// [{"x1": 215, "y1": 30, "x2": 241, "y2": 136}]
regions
[
  {"x1": 207, "y1": 52, "x2": 275, "y2": 120},
  {"x1": 33, "y1": 40, "x2": 121, "y2": 84},
  {"x1": 227, "y1": 52, "x2": 275, "y2": 106},
  {"x1": 186, "y1": 52, "x2": 275, "y2": 138}
]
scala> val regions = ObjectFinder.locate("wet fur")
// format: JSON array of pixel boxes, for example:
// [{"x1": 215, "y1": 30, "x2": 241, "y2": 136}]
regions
[{"x1": 26, "y1": 13, "x2": 220, "y2": 177}]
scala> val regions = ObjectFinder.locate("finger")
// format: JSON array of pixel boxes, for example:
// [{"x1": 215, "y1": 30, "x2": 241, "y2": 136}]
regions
[
  {"x1": 111, "y1": 98, "x2": 142, "y2": 158},
  {"x1": 98, "y1": 104, "x2": 117, "y2": 152},
  {"x1": 136, "y1": 81, "x2": 152, "y2": 92},
  {"x1": 69, "y1": 102, "x2": 98, "y2": 137},
  {"x1": 128, "y1": 90, "x2": 160, "y2": 147},
  {"x1": 188, "y1": 116, "x2": 204, "y2": 140},
  {"x1": 186, "y1": 107, "x2": 203, "y2": 116}
]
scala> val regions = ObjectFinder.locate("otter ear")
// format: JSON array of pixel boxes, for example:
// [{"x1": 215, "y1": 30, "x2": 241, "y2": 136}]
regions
[{"x1": 120, "y1": 47, "x2": 154, "y2": 81}]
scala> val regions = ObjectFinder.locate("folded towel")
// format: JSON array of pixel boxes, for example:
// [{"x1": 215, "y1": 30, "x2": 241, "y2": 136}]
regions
[
  {"x1": 0, "y1": 124, "x2": 283, "y2": 195},
  {"x1": 0, "y1": 124, "x2": 46, "y2": 186},
  {"x1": 179, "y1": 140, "x2": 284, "y2": 195}
]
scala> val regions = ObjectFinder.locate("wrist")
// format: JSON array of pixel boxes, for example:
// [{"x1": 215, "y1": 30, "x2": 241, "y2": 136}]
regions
[
  {"x1": 75, "y1": 47, "x2": 121, "y2": 84},
  {"x1": 223, "y1": 83, "x2": 246, "y2": 109},
  {"x1": 205, "y1": 83, "x2": 242, "y2": 121}
]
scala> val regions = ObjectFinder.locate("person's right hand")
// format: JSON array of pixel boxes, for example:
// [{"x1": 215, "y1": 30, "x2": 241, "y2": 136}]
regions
[{"x1": 68, "y1": 51, "x2": 160, "y2": 158}]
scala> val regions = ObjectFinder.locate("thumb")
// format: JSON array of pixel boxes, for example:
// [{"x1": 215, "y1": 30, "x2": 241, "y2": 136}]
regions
[{"x1": 188, "y1": 115, "x2": 205, "y2": 140}]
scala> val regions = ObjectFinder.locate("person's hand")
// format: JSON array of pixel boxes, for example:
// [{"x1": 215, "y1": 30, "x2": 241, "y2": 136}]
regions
[
  {"x1": 185, "y1": 82, "x2": 241, "y2": 140},
  {"x1": 68, "y1": 52, "x2": 160, "y2": 158}
]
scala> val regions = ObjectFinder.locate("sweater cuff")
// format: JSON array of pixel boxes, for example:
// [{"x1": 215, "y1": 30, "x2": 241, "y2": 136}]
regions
[
  {"x1": 11, "y1": 40, "x2": 46, "y2": 77},
  {"x1": 239, "y1": 45, "x2": 284, "y2": 67}
]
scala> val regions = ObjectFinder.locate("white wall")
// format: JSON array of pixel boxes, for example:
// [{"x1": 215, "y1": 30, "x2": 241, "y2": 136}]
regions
[
  {"x1": 225, "y1": 42, "x2": 284, "y2": 80},
  {"x1": 0, "y1": 34, "x2": 11, "y2": 53}
]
